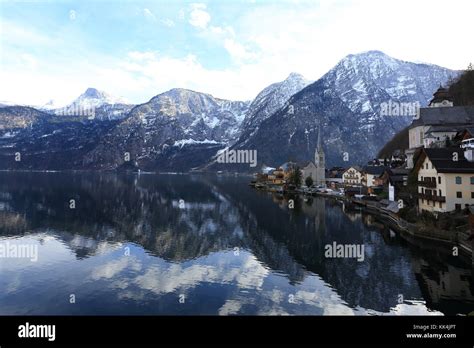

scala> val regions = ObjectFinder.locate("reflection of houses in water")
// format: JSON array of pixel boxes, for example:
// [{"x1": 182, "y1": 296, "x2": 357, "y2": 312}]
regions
[
  {"x1": 413, "y1": 257, "x2": 474, "y2": 315},
  {"x1": 301, "y1": 197, "x2": 326, "y2": 235},
  {"x1": 341, "y1": 202, "x2": 362, "y2": 222}
]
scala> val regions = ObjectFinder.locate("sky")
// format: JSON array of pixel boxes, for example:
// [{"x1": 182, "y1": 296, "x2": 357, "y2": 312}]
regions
[{"x1": 1, "y1": 0, "x2": 473, "y2": 106}]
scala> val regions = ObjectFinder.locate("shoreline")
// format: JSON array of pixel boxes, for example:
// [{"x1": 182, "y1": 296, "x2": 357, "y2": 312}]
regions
[{"x1": 311, "y1": 190, "x2": 473, "y2": 261}]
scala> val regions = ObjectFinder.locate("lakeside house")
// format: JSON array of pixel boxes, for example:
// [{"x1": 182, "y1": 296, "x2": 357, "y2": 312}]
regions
[
  {"x1": 362, "y1": 166, "x2": 387, "y2": 188},
  {"x1": 342, "y1": 166, "x2": 363, "y2": 186},
  {"x1": 375, "y1": 167, "x2": 409, "y2": 189},
  {"x1": 414, "y1": 147, "x2": 474, "y2": 213}
]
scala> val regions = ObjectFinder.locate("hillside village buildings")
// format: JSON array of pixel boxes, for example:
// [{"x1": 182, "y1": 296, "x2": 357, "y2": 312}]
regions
[
  {"x1": 406, "y1": 86, "x2": 474, "y2": 168},
  {"x1": 256, "y1": 126, "x2": 326, "y2": 188},
  {"x1": 254, "y1": 85, "x2": 474, "y2": 215}
]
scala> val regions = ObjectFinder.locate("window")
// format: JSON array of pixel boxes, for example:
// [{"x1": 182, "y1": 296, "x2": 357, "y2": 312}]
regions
[
  {"x1": 455, "y1": 204, "x2": 462, "y2": 211},
  {"x1": 471, "y1": 192, "x2": 474, "y2": 199},
  {"x1": 439, "y1": 202, "x2": 442, "y2": 208},
  {"x1": 439, "y1": 189, "x2": 442, "y2": 196},
  {"x1": 456, "y1": 176, "x2": 462, "y2": 185},
  {"x1": 471, "y1": 177, "x2": 474, "y2": 185},
  {"x1": 456, "y1": 192, "x2": 462, "y2": 198},
  {"x1": 421, "y1": 176, "x2": 423, "y2": 181},
  {"x1": 438, "y1": 177, "x2": 441, "y2": 184}
]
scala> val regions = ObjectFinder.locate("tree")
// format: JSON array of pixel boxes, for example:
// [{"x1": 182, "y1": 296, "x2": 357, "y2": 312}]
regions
[
  {"x1": 448, "y1": 67, "x2": 474, "y2": 106},
  {"x1": 305, "y1": 176, "x2": 313, "y2": 187},
  {"x1": 288, "y1": 166, "x2": 302, "y2": 187}
]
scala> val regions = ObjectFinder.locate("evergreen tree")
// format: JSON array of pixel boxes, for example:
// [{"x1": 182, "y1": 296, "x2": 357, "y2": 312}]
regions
[
  {"x1": 288, "y1": 166, "x2": 302, "y2": 187},
  {"x1": 448, "y1": 65, "x2": 474, "y2": 106}
]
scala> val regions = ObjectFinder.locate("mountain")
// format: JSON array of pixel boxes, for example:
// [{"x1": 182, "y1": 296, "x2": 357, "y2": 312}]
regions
[
  {"x1": 236, "y1": 73, "x2": 310, "y2": 145},
  {"x1": 46, "y1": 88, "x2": 133, "y2": 121},
  {"x1": 217, "y1": 50, "x2": 458, "y2": 171},
  {"x1": 0, "y1": 51, "x2": 460, "y2": 172},
  {"x1": 0, "y1": 105, "x2": 119, "y2": 170},
  {"x1": 0, "y1": 106, "x2": 50, "y2": 131},
  {"x1": 82, "y1": 88, "x2": 250, "y2": 171}
]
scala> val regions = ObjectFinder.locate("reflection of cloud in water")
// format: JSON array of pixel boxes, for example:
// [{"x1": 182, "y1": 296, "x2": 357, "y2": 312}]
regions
[
  {"x1": 135, "y1": 263, "x2": 219, "y2": 294},
  {"x1": 87, "y1": 250, "x2": 440, "y2": 316},
  {"x1": 132, "y1": 253, "x2": 268, "y2": 295},
  {"x1": 91, "y1": 256, "x2": 142, "y2": 280}
]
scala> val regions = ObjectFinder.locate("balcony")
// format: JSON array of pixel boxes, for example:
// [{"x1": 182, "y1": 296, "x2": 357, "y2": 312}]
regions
[
  {"x1": 418, "y1": 180, "x2": 436, "y2": 188},
  {"x1": 418, "y1": 193, "x2": 446, "y2": 202}
]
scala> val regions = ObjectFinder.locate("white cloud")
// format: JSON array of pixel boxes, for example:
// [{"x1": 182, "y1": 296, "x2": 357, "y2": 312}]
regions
[
  {"x1": 223, "y1": 38, "x2": 255, "y2": 62},
  {"x1": 161, "y1": 18, "x2": 175, "y2": 27},
  {"x1": 143, "y1": 8, "x2": 156, "y2": 21},
  {"x1": 188, "y1": 3, "x2": 211, "y2": 29},
  {"x1": 2, "y1": 0, "x2": 473, "y2": 105}
]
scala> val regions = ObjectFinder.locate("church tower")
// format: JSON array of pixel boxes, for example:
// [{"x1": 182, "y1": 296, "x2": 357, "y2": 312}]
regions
[{"x1": 314, "y1": 125, "x2": 326, "y2": 186}]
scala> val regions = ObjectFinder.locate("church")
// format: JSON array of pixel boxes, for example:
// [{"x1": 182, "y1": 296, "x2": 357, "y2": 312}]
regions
[{"x1": 301, "y1": 126, "x2": 326, "y2": 187}]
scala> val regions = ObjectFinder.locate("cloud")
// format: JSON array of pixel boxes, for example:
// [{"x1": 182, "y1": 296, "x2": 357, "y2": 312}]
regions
[
  {"x1": 2, "y1": 0, "x2": 473, "y2": 105},
  {"x1": 188, "y1": 3, "x2": 211, "y2": 29},
  {"x1": 143, "y1": 8, "x2": 156, "y2": 21},
  {"x1": 223, "y1": 38, "x2": 255, "y2": 62},
  {"x1": 161, "y1": 18, "x2": 175, "y2": 27}
]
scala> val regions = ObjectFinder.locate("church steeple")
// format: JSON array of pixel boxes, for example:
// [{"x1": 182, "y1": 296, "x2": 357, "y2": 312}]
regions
[
  {"x1": 315, "y1": 125, "x2": 325, "y2": 167},
  {"x1": 317, "y1": 125, "x2": 322, "y2": 152}
]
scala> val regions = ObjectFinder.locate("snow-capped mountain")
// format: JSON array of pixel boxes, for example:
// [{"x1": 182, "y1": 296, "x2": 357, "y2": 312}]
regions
[
  {"x1": 82, "y1": 88, "x2": 250, "y2": 171},
  {"x1": 47, "y1": 88, "x2": 133, "y2": 121},
  {"x1": 325, "y1": 50, "x2": 456, "y2": 114},
  {"x1": 215, "y1": 51, "x2": 458, "y2": 170},
  {"x1": 0, "y1": 51, "x2": 460, "y2": 171},
  {"x1": 236, "y1": 72, "x2": 311, "y2": 146},
  {"x1": 71, "y1": 87, "x2": 128, "y2": 108}
]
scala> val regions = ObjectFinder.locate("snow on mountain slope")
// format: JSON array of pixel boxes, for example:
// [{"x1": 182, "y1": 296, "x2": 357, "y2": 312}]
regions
[{"x1": 213, "y1": 51, "x2": 458, "y2": 171}]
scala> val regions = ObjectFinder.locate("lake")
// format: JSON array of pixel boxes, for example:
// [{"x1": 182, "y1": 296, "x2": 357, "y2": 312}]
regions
[{"x1": 0, "y1": 171, "x2": 472, "y2": 315}]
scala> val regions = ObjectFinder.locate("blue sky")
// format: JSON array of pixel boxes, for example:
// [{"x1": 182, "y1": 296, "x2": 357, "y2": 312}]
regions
[{"x1": 1, "y1": 0, "x2": 473, "y2": 106}]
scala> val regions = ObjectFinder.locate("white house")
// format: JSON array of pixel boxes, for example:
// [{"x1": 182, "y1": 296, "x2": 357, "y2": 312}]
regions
[{"x1": 343, "y1": 166, "x2": 363, "y2": 186}]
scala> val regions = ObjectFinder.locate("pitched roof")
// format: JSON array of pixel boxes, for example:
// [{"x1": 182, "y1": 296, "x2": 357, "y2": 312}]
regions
[
  {"x1": 425, "y1": 125, "x2": 470, "y2": 134},
  {"x1": 363, "y1": 166, "x2": 387, "y2": 175},
  {"x1": 410, "y1": 106, "x2": 474, "y2": 128},
  {"x1": 416, "y1": 148, "x2": 474, "y2": 174},
  {"x1": 345, "y1": 166, "x2": 363, "y2": 173},
  {"x1": 299, "y1": 161, "x2": 315, "y2": 168}
]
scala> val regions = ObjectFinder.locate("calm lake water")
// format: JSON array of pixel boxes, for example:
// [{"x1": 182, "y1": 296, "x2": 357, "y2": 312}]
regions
[{"x1": 0, "y1": 172, "x2": 473, "y2": 315}]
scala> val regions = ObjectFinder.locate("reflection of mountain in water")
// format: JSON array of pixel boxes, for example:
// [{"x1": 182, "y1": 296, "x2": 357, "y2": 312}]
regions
[{"x1": 0, "y1": 172, "x2": 472, "y2": 314}]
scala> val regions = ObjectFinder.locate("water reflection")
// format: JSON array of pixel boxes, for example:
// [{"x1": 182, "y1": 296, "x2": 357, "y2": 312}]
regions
[{"x1": 0, "y1": 172, "x2": 472, "y2": 315}]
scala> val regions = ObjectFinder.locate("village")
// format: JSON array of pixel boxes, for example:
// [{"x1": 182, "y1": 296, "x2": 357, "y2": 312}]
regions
[{"x1": 250, "y1": 84, "x2": 474, "y2": 261}]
